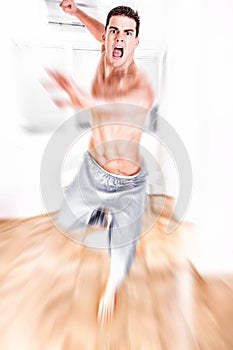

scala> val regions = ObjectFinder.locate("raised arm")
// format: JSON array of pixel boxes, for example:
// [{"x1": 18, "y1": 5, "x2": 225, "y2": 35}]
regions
[{"x1": 60, "y1": 0, "x2": 105, "y2": 43}]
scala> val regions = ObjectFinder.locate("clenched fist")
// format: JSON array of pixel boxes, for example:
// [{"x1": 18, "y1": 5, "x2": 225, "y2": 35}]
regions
[{"x1": 60, "y1": 0, "x2": 77, "y2": 16}]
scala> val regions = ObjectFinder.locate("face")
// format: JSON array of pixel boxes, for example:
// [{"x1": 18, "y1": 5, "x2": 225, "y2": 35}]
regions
[{"x1": 103, "y1": 15, "x2": 139, "y2": 68}]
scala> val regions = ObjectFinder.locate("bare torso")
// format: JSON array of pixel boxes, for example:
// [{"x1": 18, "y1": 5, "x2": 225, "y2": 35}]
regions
[{"x1": 88, "y1": 52, "x2": 154, "y2": 175}]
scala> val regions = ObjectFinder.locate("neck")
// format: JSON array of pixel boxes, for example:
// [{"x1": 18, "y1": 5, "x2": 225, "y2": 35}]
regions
[{"x1": 102, "y1": 53, "x2": 136, "y2": 79}]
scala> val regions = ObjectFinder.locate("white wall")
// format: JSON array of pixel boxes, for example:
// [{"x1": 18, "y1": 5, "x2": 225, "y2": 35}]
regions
[{"x1": 164, "y1": 0, "x2": 233, "y2": 273}]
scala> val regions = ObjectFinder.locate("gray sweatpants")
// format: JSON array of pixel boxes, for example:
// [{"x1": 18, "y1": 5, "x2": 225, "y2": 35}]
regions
[{"x1": 56, "y1": 151, "x2": 147, "y2": 291}]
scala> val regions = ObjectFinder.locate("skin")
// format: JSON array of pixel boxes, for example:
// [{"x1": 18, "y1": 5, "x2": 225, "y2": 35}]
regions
[{"x1": 47, "y1": 0, "x2": 155, "y2": 324}]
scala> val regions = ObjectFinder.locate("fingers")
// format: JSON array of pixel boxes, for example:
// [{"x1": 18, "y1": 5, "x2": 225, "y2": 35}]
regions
[
  {"x1": 60, "y1": 0, "x2": 73, "y2": 5},
  {"x1": 53, "y1": 99, "x2": 72, "y2": 108},
  {"x1": 59, "y1": 0, "x2": 72, "y2": 8},
  {"x1": 40, "y1": 71, "x2": 61, "y2": 91},
  {"x1": 40, "y1": 68, "x2": 73, "y2": 109},
  {"x1": 64, "y1": 7, "x2": 72, "y2": 14},
  {"x1": 48, "y1": 71, "x2": 80, "y2": 105},
  {"x1": 45, "y1": 69, "x2": 73, "y2": 92}
]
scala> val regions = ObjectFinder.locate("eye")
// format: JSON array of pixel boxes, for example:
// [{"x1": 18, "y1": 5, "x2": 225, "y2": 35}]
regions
[
  {"x1": 126, "y1": 31, "x2": 132, "y2": 36},
  {"x1": 110, "y1": 29, "x2": 117, "y2": 34}
]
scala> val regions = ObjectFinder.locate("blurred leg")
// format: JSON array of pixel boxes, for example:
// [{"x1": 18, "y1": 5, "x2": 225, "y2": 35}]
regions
[{"x1": 98, "y1": 185, "x2": 147, "y2": 322}]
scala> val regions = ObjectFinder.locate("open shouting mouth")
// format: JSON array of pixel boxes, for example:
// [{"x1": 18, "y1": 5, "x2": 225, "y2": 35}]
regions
[{"x1": 113, "y1": 46, "x2": 124, "y2": 58}]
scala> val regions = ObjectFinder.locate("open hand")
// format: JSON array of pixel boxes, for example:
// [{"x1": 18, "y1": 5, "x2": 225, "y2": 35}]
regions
[{"x1": 44, "y1": 69, "x2": 93, "y2": 110}]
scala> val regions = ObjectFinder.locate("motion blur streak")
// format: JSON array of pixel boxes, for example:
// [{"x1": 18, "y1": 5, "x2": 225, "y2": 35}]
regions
[{"x1": 0, "y1": 196, "x2": 232, "y2": 349}]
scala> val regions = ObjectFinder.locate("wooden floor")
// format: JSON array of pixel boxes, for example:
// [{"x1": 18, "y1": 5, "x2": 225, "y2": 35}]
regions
[{"x1": 0, "y1": 196, "x2": 232, "y2": 350}]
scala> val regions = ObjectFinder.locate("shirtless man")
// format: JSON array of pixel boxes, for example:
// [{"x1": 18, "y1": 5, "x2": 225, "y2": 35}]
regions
[{"x1": 48, "y1": 1, "x2": 155, "y2": 323}]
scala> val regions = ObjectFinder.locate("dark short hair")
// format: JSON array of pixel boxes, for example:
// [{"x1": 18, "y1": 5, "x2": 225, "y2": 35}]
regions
[{"x1": 105, "y1": 6, "x2": 140, "y2": 37}]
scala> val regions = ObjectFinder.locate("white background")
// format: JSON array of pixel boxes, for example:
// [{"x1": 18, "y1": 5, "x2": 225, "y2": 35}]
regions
[{"x1": 0, "y1": 0, "x2": 233, "y2": 274}]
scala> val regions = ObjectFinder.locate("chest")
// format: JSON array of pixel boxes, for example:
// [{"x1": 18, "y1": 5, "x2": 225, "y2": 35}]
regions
[{"x1": 92, "y1": 70, "x2": 138, "y2": 99}]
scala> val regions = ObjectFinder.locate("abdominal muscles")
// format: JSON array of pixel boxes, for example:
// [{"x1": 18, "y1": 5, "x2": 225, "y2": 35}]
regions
[
  {"x1": 88, "y1": 105, "x2": 148, "y2": 175},
  {"x1": 88, "y1": 124, "x2": 143, "y2": 176}
]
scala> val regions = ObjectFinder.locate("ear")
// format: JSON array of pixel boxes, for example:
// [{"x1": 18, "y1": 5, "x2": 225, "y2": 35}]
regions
[
  {"x1": 135, "y1": 37, "x2": 139, "y2": 48},
  {"x1": 102, "y1": 33, "x2": 106, "y2": 43}
]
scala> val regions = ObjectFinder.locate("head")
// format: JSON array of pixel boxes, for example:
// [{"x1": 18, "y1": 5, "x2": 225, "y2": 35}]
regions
[
  {"x1": 103, "y1": 6, "x2": 140, "y2": 68},
  {"x1": 105, "y1": 6, "x2": 140, "y2": 38}
]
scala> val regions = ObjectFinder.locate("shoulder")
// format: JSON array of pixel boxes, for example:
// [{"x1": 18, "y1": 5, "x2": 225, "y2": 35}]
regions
[{"x1": 135, "y1": 69, "x2": 155, "y2": 108}]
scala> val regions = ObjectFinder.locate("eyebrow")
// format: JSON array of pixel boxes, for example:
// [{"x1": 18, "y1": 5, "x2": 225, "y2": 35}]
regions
[{"x1": 109, "y1": 26, "x2": 134, "y2": 33}]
